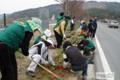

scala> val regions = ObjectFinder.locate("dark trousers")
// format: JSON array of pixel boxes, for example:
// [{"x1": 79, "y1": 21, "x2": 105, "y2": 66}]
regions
[
  {"x1": 54, "y1": 31, "x2": 63, "y2": 48},
  {"x1": 82, "y1": 62, "x2": 88, "y2": 76},
  {"x1": 92, "y1": 27, "x2": 97, "y2": 38},
  {"x1": 73, "y1": 62, "x2": 88, "y2": 77},
  {"x1": 89, "y1": 29, "x2": 94, "y2": 38},
  {"x1": 70, "y1": 23, "x2": 75, "y2": 31},
  {"x1": 0, "y1": 43, "x2": 17, "y2": 80}
]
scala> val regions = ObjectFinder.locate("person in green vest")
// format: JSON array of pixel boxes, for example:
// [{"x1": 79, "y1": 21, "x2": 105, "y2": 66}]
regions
[
  {"x1": 54, "y1": 16, "x2": 71, "y2": 48},
  {"x1": 78, "y1": 35, "x2": 95, "y2": 54},
  {"x1": 78, "y1": 35, "x2": 95, "y2": 56},
  {"x1": 0, "y1": 20, "x2": 41, "y2": 80},
  {"x1": 77, "y1": 35, "x2": 95, "y2": 64},
  {"x1": 53, "y1": 12, "x2": 64, "y2": 31},
  {"x1": 83, "y1": 38, "x2": 95, "y2": 56}
]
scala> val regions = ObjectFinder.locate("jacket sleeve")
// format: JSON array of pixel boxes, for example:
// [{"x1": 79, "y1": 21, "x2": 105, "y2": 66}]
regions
[{"x1": 20, "y1": 31, "x2": 33, "y2": 56}]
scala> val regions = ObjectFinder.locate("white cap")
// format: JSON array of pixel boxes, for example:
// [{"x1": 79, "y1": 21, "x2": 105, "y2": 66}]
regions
[
  {"x1": 31, "y1": 17, "x2": 43, "y2": 32},
  {"x1": 41, "y1": 35, "x2": 47, "y2": 41},
  {"x1": 46, "y1": 38, "x2": 54, "y2": 46},
  {"x1": 44, "y1": 29, "x2": 52, "y2": 37}
]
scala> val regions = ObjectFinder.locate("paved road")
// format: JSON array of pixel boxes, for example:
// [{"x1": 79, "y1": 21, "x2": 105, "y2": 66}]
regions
[{"x1": 95, "y1": 22, "x2": 120, "y2": 80}]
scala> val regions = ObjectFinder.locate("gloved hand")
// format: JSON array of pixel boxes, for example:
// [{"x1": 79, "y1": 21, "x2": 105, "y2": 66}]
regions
[
  {"x1": 49, "y1": 61, "x2": 56, "y2": 66},
  {"x1": 63, "y1": 34, "x2": 66, "y2": 39},
  {"x1": 52, "y1": 63, "x2": 56, "y2": 67}
]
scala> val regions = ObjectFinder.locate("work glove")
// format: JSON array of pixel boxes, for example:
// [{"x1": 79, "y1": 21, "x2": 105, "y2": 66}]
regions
[
  {"x1": 48, "y1": 61, "x2": 56, "y2": 66},
  {"x1": 52, "y1": 63, "x2": 56, "y2": 67},
  {"x1": 63, "y1": 34, "x2": 66, "y2": 39}
]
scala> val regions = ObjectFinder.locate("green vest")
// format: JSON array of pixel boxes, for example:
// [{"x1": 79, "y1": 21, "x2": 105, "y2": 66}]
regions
[
  {"x1": 54, "y1": 16, "x2": 63, "y2": 29},
  {"x1": 54, "y1": 20, "x2": 68, "y2": 36},
  {"x1": 85, "y1": 38, "x2": 95, "y2": 49},
  {"x1": 79, "y1": 35, "x2": 86, "y2": 40},
  {"x1": 54, "y1": 16, "x2": 69, "y2": 32},
  {"x1": 0, "y1": 22, "x2": 32, "y2": 50}
]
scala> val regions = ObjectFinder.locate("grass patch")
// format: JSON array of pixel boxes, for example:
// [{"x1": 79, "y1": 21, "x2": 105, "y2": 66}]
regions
[{"x1": 15, "y1": 51, "x2": 24, "y2": 59}]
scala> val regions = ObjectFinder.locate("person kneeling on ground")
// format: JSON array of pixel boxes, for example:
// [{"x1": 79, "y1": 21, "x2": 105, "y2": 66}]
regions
[
  {"x1": 63, "y1": 41, "x2": 88, "y2": 80},
  {"x1": 26, "y1": 38, "x2": 55, "y2": 77},
  {"x1": 77, "y1": 35, "x2": 95, "y2": 63}
]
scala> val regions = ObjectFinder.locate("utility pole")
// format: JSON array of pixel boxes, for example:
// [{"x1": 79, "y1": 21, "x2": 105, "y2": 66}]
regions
[{"x1": 3, "y1": 13, "x2": 6, "y2": 27}]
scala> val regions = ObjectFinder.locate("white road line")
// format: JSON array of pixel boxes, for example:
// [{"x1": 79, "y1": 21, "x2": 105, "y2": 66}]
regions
[
  {"x1": 95, "y1": 36, "x2": 111, "y2": 72},
  {"x1": 95, "y1": 36, "x2": 115, "y2": 80}
]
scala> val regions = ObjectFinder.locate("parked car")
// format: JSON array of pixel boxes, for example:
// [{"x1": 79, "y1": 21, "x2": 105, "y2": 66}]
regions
[{"x1": 108, "y1": 20, "x2": 119, "y2": 28}]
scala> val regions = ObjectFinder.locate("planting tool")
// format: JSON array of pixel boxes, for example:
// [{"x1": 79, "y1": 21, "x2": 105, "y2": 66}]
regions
[{"x1": 31, "y1": 57, "x2": 64, "y2": 80}]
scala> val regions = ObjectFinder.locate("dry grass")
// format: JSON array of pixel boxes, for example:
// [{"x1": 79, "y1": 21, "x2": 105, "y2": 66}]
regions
[{"x1": 65, "y1": 31, "x2": 81, "y2": 45}]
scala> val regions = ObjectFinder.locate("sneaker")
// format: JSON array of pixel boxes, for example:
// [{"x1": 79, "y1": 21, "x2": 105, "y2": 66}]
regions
[{"x1": 26, "y1": 71, "x2": 35, "y2": 77}]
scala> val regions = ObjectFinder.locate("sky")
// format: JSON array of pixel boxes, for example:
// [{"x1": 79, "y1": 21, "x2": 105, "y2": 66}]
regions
[
  {"x1": 86, "y1": 0, "x2": 120, "y2": 2},
  {"x1": 0, "y1": 0, "x2": 120, "y2": 14},
  {"x1": 0, "y1": 0, "x2": 59, "y2": 14}
]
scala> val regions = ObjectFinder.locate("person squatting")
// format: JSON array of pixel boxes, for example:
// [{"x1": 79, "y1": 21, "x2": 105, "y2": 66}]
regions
[{"x1": 26, "y1": 29, "x2": 55, "y2": 76}]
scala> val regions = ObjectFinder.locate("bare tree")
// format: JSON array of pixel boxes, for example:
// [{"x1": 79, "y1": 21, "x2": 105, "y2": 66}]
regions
[
  {"x1": 55, "y1": 0, "x2": 68, "y2": 14},
  {"x1": 55, "y1": 0, "x2": 85, "y2": 17}
]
